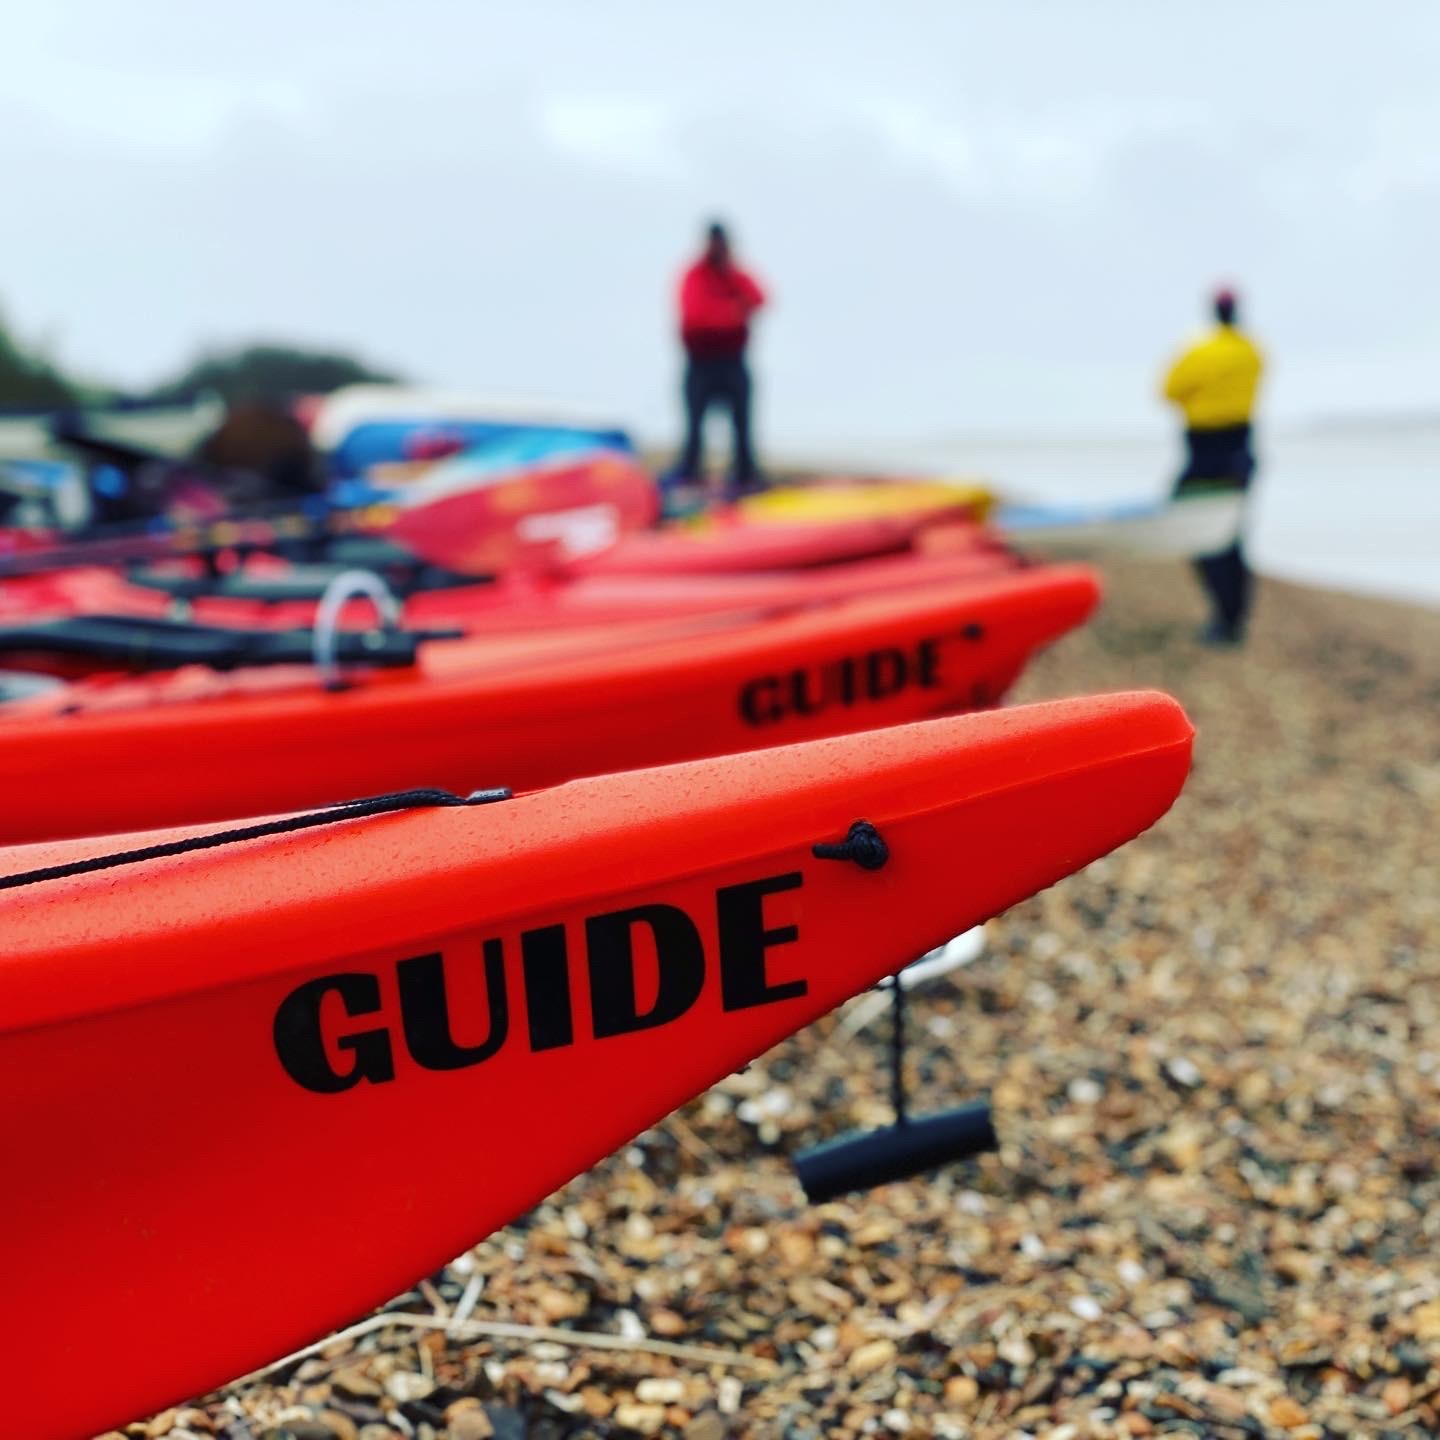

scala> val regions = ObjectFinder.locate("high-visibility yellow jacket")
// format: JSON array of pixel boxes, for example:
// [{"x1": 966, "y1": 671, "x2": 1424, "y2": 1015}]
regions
[{"x1": 1161, "y1": 325, "x2": 1264, "y2": 429}]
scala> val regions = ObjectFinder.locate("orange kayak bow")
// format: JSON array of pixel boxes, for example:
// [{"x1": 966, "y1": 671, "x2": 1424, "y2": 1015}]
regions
[{"x1": 0, "y1": 692, "x2": 1193, "y2": 1437}]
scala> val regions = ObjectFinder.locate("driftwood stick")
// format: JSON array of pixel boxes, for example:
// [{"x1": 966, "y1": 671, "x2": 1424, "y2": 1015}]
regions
[{"x1": 225, "y1": 1311, "x2": 764, "y2": 1390}]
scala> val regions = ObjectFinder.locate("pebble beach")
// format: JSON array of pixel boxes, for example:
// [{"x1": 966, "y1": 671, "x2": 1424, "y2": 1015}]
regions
[{"x1": 110, "y1": 563, "x2": 1440, "y2": 1440}]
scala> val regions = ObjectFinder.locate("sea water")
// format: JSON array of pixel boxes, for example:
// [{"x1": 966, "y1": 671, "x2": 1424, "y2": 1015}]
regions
[{"x1": 860, "y1": 422, "x2": 1440, "y2": 608}]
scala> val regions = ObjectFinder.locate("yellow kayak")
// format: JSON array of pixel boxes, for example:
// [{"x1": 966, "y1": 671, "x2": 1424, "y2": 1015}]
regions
[{"x1": 736, "y1": 478, "x2": 993, "y2": 525}]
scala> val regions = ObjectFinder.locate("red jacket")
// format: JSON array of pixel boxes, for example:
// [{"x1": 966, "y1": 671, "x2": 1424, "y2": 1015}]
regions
[{"x1": 678, "y1": 258, "x2": 766, "y2": 359}]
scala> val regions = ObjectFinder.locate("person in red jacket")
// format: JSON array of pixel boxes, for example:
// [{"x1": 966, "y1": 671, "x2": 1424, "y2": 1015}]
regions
[{"x1": 667, "y1": 220, "x2": 767, "y2": 496}]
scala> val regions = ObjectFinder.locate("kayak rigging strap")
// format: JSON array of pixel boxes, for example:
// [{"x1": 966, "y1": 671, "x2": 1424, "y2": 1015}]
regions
[
  {"x1": 127, "y1": 553, "x2": 481, "y2": 603},
  {"x1": 0, "y1": 612, "x2": 462, "y2": 674},
  {"x1": 0, "y1": 787, "x2": 513, "y2": 892}
]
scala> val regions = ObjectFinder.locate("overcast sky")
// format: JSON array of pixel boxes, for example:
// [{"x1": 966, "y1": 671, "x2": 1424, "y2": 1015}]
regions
[{"x1": 3, "y1": 1, "x2": 1437, "y2": 447}]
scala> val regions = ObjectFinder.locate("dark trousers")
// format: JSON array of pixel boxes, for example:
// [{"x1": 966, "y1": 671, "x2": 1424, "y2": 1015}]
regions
[
  {"x1": 1194, "y1": 543, "x2": 1252, "y2": 638},
  {"x1": 675, "y1": 355, "x2": 758, "y2": 482},
  {"x1": 1175, "y1": 423, "x2": 1255, "y2": 640}
]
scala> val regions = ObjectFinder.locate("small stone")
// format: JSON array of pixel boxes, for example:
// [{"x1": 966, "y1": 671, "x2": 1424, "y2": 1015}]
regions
[
  {"x1": 854, "y1": 1220, "x2": 898, "y2": 1247},
  {"x1": 1119, "y1": 1414, "x2": 1153, "y2": 1436},
  {"x1": 1267, "y1": 1395, "x2": 1309, "y2": 1429},
  {"x1": 776, "y1": 1229, "x2": 816, "y2": 1267},
  {"x1": 1165, "y1": 1056, "x2": 1204, "y2": 1088},
  {"x1": 579, "y1": 1387, "x2": 614, "y2": 1418},
  {"x1": 1070, "y1": 1295, "x2": 1103, "y2": 1321},
  {"x1": 649, "y1": 1307, "x2": 688, "y2": 1336},
  {"x1": 882, "y1": 1408, "x2": 911, "y2": 1433},
  {"x1": 332, "y1": 1367, "x2": 383, "y2": 1401},
  {"x1": 1204, "y1": 1275, "x2": 1269, "y2": 1325},
  {"x1": 537, "y1": 1286, "x2": 588, "y2": 1321},
  {"x1": 319, "y1": 1415, "x2": 359, "y2": 1440},
  {"x1": 848, "y1": 1338, "x2": 898, "y2": 1376},
  {"x1": 383, "y1": 1371, "x2": 433, "y2": 1403},
  {"x1": 440, "y1": 1405, "x2": 492, "y2": 1440},
  {"x1": 1215, "y1": 1368, "x2": 1269, "y2": 1387},
  {"x1": 1273, "y1": 1250, "x2": 1319, "y2": 1283},
  {"x1": 449, "y1": 1410, "x2": 493, "y2": 1440},
  {"x1": 146, "y1": 1413, "x2": 179, "y2": 1439},
  {"x1": 532, "y1": 1359, "x2": 570, "y2": 1386},
  {"x1": 1382, "y1": 1377, "x2": 1412, "y2": 1416},
  {"x1": 1068, "y1": 1076, "x2": 1103, "y2": 1104},
  {"x1": 1117, "y1": 1259, "x2": 1147, "y2": 1287},
  {"x1": 614, "y1": 1402, "x2": 667, "y2": 1435},
  {"x1": 943, "y1": 1375, "x2": 979, "y2": 1407},
  {"x1": 724, "y1": 1225, "x2": 770, "y2": 1257},
  {"x1": 684, "y1": 1413, "x2": 727, "y2": 1440},
  {"x1": 1157, "y1": 1122, "x2": 1205, "y2": 1171},
  {"x1": 636, "y1": 1378, "x2": 687, "y2": 1405},
  {"x1": 717, "y1": 1376, "x2": 743, "y2": 1415},
  {"x1": 1395, "y1": 1341, "x2": 1431, "y2": 1375},
  {"x1": 997, "y1": 1332, "x2": 1036, "y2": 1368}
]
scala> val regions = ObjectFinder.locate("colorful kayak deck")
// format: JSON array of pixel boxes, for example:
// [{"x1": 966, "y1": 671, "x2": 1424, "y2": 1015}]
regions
[
  {"x1": 0, "y1": 694, "x2": 1193, "y2": 1438},
  {"x1": 736, "y1": 478, "x2": 993, "y2": 523}
]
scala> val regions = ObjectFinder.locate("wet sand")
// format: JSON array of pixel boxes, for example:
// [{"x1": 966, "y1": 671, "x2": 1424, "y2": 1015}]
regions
[{"x1": 124, "y1": 565, "x2": 1440, "y2": 1440}]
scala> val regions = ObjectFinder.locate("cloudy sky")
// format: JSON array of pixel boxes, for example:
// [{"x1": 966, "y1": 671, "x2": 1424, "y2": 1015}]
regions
[{"x1": 4, "y1": 1, "x2": 1437, "y2": 447}]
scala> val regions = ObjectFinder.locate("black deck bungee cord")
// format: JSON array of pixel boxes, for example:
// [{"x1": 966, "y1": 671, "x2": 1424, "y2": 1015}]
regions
[
  {"x1": 4, "y1": 797, "x2": 890, "y2": 893},
  {"x1": 0, "y1": 787, "x2": 513, "y2": 892}
]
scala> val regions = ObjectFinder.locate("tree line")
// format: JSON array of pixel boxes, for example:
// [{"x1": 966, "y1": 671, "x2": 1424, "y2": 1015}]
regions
[{"x1": 0, "y1": 306, "x2": 399, "y2": 411}]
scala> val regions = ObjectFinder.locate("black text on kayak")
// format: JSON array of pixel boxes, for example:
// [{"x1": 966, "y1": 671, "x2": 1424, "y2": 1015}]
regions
[
  {"x1": 273, "y1": 873, "x2": 805, "y2": 1092},
  {"x1": 737, "y1": 625, "x2": 985, "y2": 726}
]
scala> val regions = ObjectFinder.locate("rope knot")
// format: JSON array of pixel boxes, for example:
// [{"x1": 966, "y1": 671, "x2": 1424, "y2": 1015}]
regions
[{"x1": 812, "y1": 820, "x2": 889, "y2": 871}]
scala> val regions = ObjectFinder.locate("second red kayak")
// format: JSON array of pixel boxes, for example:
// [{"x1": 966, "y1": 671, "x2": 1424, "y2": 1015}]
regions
[{"x1": 0, "y1": 566, "x2": 1099, "y2": 842}]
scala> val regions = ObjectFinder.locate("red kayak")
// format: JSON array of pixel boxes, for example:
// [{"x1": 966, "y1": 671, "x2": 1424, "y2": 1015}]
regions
[
  {"x1": 0, "y1": 567, "x2": 1098, "y2": 843},
  {"x1": 0, "y1": 693, "x2": 1193, "y2": 1438},
  {"x1": 569, "y1": 509, "x2": 964, "y2": 576},
  {"x1": 0, "y1": 539, "x2": 1018, "y2": 637}
]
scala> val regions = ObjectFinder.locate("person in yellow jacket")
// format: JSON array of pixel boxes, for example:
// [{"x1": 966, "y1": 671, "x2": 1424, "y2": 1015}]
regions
[{"x1": 1161, "y1": 287, "x2": 1265, "y2": 645}]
